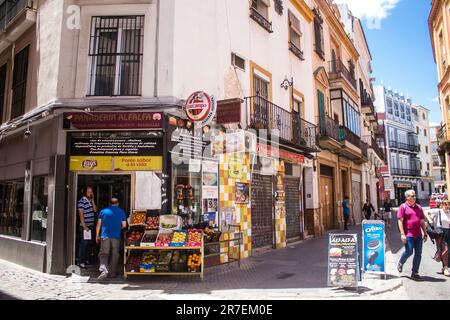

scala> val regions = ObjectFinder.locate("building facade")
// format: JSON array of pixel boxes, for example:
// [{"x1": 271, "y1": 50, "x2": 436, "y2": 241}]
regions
[
  {"x1": 429, "y1": 0, "x2": 450, "y2": 193},
  {"x1": 412, "y1": 104, "x2": 434, "y2": 202},
  {"x1": 431, "y1": 124, "x2": 446, "y2": 193},
  {"x1": 375, "y1": 85, "x2": 421, "y2": 206},
  {"x1": 0, "y1": 0, "x2": 383, "y2": 274}
]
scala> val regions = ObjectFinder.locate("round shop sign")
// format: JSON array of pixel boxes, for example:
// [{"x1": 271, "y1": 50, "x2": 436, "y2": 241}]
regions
[{"x1": 184, "y1": 91, "x2": 216, "y2": 126}]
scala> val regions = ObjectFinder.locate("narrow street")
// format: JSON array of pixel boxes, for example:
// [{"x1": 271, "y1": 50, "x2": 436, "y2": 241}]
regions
[{"x1": 386, "y1": 208, "x2": 450, "y2": 299}]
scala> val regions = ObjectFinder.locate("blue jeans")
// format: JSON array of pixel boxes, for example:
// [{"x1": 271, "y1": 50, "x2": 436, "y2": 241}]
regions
[
  {"x1": 400, "y1": 236, "x2": 423, "y2": 274},
  {"x1": 78, "y1": 227, "x2": 94, "y2": 265}
]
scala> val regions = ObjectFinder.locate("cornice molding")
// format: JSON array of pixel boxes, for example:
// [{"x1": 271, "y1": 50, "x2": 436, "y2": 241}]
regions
[{"x1": 289, "y1": 0, "x2": 314, "y2": 23}]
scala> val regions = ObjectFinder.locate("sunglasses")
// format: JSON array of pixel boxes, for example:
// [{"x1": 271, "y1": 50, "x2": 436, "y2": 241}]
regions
[{"x1": 407, "y1": 195, "x2": 416, "y2": 198}]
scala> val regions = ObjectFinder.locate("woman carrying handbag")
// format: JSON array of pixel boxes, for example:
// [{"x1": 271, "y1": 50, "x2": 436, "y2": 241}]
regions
[{"x1": 425, "y1": 200, "x2": 450, "y2": 277}]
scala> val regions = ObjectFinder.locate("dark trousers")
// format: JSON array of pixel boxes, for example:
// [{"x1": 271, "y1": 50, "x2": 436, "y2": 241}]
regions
[
  {"x1": 344, "y1": 215, "x2": 349, "y2": 230},
  {"x1": 78, "y1": 227, "x2": 94, "y2": 265},
  {"x1": 400, "y1": 236, "x2": 423, "y2": 274}
]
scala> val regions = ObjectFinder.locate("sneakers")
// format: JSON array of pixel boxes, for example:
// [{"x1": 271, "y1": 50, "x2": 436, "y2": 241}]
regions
[
  {"x1": 79, "y1": 263, "x2": 87, "y2": 269},
  {"x1": 98, "y1": 271, "x2": 109, "y2": 281},
  {"x1": 444, "y1": 268, "x2": 450, "y2": 277},
  {"x1": 397, "y1": 262, "x2": 403, "y2": 273},
  {"x1": 411, "y1": 273, "x2": 422, "y2": 281}
]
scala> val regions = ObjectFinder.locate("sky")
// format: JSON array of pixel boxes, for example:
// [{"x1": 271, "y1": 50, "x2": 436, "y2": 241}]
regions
[{"x1": 335, "y1": 0, "x2": 442, "y2": 125}]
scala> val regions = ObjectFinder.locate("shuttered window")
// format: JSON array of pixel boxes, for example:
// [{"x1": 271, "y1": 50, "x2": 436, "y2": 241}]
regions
[
  {"x1": 11, "y1": 46, "x2": 29, "y2": 119},
  {"x1": 0, "y1": 64, "x2": 7, "y2": 123}
]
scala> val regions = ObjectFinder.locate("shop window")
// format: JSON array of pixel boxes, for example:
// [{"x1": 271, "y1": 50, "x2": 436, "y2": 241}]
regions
[
  {"x1": 394, "y1": 101, "x2": 399, "y2": 117},
  {"x1": 172, "y1": 163, "x2": 202, "y2": 227},
  {"x1": 0, "y1": 180, "x2": 24, "y2": 238},
  {"x1": 400, "y1": 103, "x2": 405, "y2": 119},
  {"x1": 88, "y1": 16, "x2": 144, "y2": 96},
  {"x1": 406, "y1": 107, "x2": 411, "y2": 121},
  {"x1": 31, "y1": 176, "x2": 48, "y2": 243},
  {"x1": 424, "y1": 129, "x2": 427, "y2": 137},
  {"x1": 288, "y1": 10, "x2": 303, "y2": 60},
  {"x1": 11, "y1": 46, "x2": 29, "y2": 120},
  {"x1": 0, "y1": 64, "x2": 6, "y2": 124}
]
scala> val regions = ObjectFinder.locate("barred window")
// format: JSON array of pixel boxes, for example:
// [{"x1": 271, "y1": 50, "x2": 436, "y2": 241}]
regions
[{"x1": 88, "y1": 16, "x2": 144, "y2": 96}]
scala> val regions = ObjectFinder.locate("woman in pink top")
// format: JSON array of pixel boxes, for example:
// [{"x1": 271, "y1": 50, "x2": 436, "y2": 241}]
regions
[{"x1": 397, "y1": 189, "x2": 428, "y2": 280}]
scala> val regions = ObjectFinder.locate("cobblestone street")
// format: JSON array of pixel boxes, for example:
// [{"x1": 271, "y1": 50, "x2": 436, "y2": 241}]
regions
[{"x1": 0, "y1": 225, "x2": 406, "y2": 300}]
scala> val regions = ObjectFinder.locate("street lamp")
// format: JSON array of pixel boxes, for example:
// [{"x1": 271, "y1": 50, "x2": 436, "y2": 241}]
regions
[{"x1": 280, "y1": 77, "x2": 293, "y2": 91}]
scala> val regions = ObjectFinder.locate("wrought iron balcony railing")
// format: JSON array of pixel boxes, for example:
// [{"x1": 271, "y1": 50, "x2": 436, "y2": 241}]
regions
[
  {"x1": 0, "y1": 0, "x2": 32, "y2": 31},
  {"x1": 339, "y1": 126, "x2": 361, "y2": 149},
  {"x1": 389, "y1": 140, "x2": 420, "y2": 153},
  {"x1": 391, "y1": 167, "x2": 421, "y2": 177},
  {"x1": 249, "y1": 7, "x2": 273, "y2": 33},
  {"x1": 328, "y1": 59, "x2": 357, "y2": 90},
  {"x1": 246, "y1": 95, "x2": 318, "y2": 150},
  {"x1": 289, "y1": 41, "x2": 305, "y2": 61},
  {"x1": 371, "y1": 137, "x2": 385, "y2": 161},
  {"x1": 318, "y1": 115, "x2": 340, "y2": 142}
]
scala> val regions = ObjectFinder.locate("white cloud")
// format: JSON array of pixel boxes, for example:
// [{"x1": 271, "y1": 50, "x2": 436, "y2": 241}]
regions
[
  {"x1": 334, "y1": 0, "x2": 400, "y2": 30},
  {"x1": 429, "y1": 96, "x2": 440, "y2": 103}
]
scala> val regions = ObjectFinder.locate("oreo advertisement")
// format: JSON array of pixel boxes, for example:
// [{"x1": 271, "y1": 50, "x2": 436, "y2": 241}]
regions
[
  {"x1": 327, "y1": 234, "x2": 359, "y2": 288},
  {"x1": 362, "y1": 221, "x2": 386, "y2": 274}
]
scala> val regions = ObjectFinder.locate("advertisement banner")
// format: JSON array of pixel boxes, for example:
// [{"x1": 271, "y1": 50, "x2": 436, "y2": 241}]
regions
[
  {"x1": 70, "y1": 137, "x2": 163, "y2": 156},
  {"x1": 362, "y1": 221, "x2": 386, "y2": 275},
  {"x1": 69, "y1": 156, "x2": 113, "y2": 171},
  {"x1": 327, "y1": 234, "x2": 359, "y2": 288},
  {"x1": 114, "y1": 156, "x2": 163, "y2": 171}
]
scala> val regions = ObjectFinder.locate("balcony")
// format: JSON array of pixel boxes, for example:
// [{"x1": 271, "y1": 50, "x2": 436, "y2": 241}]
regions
[
  {"x1": 338, "y1": 127, "x2": 367, "y2": 164},
  {"x1": 389, "y1": 140, "x2": 420, "y2": 153},
  {"x1": 246, "y1": 95, "x2": 318, "y2": 152},
  {"x1": 371, "y1": 137, "x2": 385, "y2": 161},
  {"x1": 391, "y1": 168, "x2": 422, "y2": 177},
  {"x1": 318, "y1": 115, "x2": 342, "y2": 152},
  {"x1": 249, "y1": 7, "x2": 273, "y2": 33},
  {"x1": 438, "y1": 123, "x2": 450, "y2": 153},
  {"x1": 328, "y1": 59, "x2": 357, "y2": 91},
  {"x1": 361, "y1": 91, "x2": 376, "y2": 121},
  {"x1": 289, "y1": 41, "x2": 304, "y2": 61},
  {"x1": 0, "y1": 0, "x2": 35, "y2": 52}
]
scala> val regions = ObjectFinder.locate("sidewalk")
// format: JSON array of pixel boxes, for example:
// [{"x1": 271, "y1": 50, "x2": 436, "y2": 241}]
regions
[{"x1": 0, "y1": 225, "x2": 406, "y2": 300}]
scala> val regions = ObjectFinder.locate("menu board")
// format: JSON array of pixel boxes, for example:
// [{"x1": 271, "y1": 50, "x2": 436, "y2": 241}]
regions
[
  {"x1": 327, "y1": 234, "x2": 359, "y2": 288},
  {"x1": 362, "y1": 221, "x2": 386, "y2": 274}
]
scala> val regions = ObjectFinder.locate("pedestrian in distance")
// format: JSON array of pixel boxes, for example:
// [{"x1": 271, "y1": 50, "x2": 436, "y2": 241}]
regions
[
  {"x1": 424, "y1": 200, "x2": 450, "y2": 277},
  {"x1": 96, "y1": 196, "x2": 127, "y2": 280},
  {"x1": 362, "y1": 199, "x2": 375, "y2": 220},
  {"x1": 384, "y1": 200, "x2": 393, "y2": 228},
  {"x1": 77, "y1": 186, "x2": 98, "y2": 269},
  {"x1": 397, "y1": 189, "x2": 428, "y2": 280},
  {"x1": 343, "y1": 196, "x2": 350, "y2": 231}
]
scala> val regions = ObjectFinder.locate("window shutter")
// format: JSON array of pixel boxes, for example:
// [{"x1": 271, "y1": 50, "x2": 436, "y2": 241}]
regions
[
  {"x1": 261, "y1": 0, "x2": 271, "y2": 7},
  {"x1": 288, "y1": 10, "x2": 301, "y2": 35}
]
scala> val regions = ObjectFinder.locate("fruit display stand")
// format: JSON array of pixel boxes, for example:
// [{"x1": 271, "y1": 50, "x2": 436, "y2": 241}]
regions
[{"x1": 124, "y1": 226, "x2": 204, "y2": 280}]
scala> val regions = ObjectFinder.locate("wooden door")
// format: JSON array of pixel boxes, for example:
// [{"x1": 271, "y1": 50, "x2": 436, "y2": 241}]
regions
[{"x1": 320, "y1": 176, "x2": 334, "y2": 230}]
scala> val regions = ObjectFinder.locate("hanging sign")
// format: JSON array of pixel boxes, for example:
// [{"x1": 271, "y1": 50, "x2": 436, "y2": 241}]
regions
[
  {"x1": 327, "y1": 233, "x2": 359, "y2": 288},
  {"x1": 362, "y1": 221, "x2": 386, "y2": 276},
  {"x1": 184, "y1": 91, "x2": 217, "y2": 126}
]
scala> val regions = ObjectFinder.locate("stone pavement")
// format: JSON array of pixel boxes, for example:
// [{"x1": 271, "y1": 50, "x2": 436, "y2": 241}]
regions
[{"x1": 0, "y1": 225, "x2": 407, "y2": 300}]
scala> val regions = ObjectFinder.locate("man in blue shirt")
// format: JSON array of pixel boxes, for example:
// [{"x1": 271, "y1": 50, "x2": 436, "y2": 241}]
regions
[
  {"x1": 343, "y1": 196, "x2": 351, "y2": 231},
  {"x1": 96, "y1": 197, "x2": 127, "y2": 280}
]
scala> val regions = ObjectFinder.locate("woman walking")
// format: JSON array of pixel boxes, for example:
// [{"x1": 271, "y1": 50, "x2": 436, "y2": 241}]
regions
[{"x1": 425, "y1": 200, "x2": 450, "y2": 277}]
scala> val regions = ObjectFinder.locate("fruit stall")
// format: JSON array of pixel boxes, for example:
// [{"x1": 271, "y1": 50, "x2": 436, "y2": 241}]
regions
[{"x1": 124, "y1": 213, "x2": 205, "y2": 280}]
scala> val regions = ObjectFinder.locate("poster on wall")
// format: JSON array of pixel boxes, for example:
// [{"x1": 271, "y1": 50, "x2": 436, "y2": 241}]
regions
[
  {"x1": 220, "y1": 206, "x2": 236, "y2": 231},
  {"x1": 235, "y1": 182, "x2": 249, "y2": 204},
  {"x1": 362, "y1": 221, "x2": 386, "y2": 276},
  {"x1": 202, "y1": 161, "x2": 219, "y2": 228},
  {"x1": 327, "y1": 233, "x2": 359, "y2": 288}
]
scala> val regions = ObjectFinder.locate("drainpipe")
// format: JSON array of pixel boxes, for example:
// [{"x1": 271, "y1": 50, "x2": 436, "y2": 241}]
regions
[{"x1": 154, "y1": 0, "x2": 160, "y2": 97}]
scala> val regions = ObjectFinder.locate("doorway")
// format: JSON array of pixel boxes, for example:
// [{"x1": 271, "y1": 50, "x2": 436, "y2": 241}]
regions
[
  {"x1": 320, "y1": 165, "x2": 335, "y2": 231},
  {"x1": 74, "y1": 174, "x2": 132, "y2": 269}
]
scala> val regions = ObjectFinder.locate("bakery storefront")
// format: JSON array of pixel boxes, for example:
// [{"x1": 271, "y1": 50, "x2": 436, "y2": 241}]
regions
[{"x1": 64, "y1": 111, "x2": 167, "y2": 268}]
